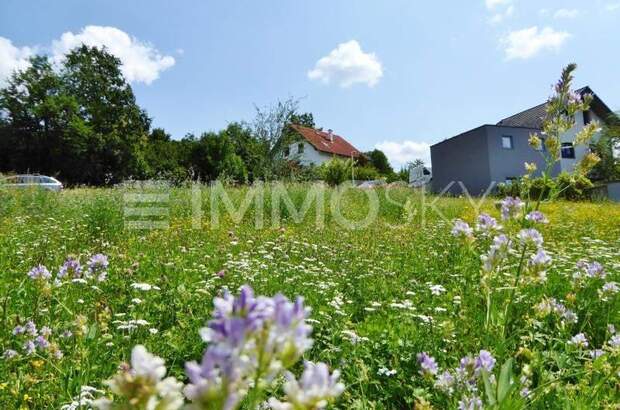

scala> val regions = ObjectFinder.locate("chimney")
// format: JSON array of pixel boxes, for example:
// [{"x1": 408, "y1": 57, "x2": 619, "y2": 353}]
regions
[{"x1": 327, "y1": 129, "x2": 334, "y2": 142}]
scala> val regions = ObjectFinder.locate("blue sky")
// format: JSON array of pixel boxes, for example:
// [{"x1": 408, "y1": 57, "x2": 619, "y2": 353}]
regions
[{"x1": 1, "y1": 0, "x2": 619, "y2": 167}]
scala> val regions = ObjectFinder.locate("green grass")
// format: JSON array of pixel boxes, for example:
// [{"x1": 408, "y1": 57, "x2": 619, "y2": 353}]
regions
[{"x1": 0, "y1": 184, "x2": 618, "y2": 409}]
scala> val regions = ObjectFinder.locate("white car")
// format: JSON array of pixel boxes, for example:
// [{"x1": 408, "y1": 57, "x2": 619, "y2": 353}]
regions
[{"x1": 1, "y1": 175, "x2": 64, "y2": 192}]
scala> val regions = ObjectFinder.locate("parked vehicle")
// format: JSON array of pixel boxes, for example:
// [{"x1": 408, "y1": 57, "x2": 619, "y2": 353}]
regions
[{"x1": 1, "y1": 175, "x2": 64, "y2": 192}]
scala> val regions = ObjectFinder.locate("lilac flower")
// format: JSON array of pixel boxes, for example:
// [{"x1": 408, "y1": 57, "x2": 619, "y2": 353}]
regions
[
  {"x1": 268, "y1": 361, "x2": 345, "y2": 410},
  {"x1": 417, "y1": 352, "x2": 438, "y2": 377},
  {"x1": 28, "y1": 264, "x2": 51, "y2": 281},
  {"x1": 23, "y1": 340, "x2": 36, "y2": 355},
  {"x1": 40, "y1": 326, "x2": 52, "y2": 337},
  {"x1": 525, "y1": 211, "x2": 548, "y2": 224},
  {"x1": 518, "y1": 228, "x2": 544, "y2": 248},
  {"x1": 589, "y1": 349, "x2": 605, "y2": 359},
  {"x1": 476, "y1": 213, "x2": 500, "y2": 233},
  {"x1": 599, "y1": 282, "x2": 618, "y2": 297},
  {"x1": 528, "y1": 248, "x2": 552, "y2": 279},
  {"x1": 500, "y1": 197, "x2": 524, "y2": 220},
  {"x1": 2, "y1": 349, "x2": 18, "y2": 360},
  {"x1": 24, "y1": 320, "x2": 37, "y2": 336},
  {"x1": 451, "y1": 219, "x2": 474, "y2": 240},
  {"x1": 59, "y1": 258, "x2": 82, "y2": 279},
  {"x1": 568, "y1": 333, "x2": 589, "y2": 348},
  {"x1": 575, "y1": 260, "x2": 606, "y2": 280},
  {"x1": 520, "y1": 387, "x2": 531, "y2": 398},
  {"x1": 35, "y1": 335, "x2": 50, "y2": 350},
  {"x1": 609, "y1": 335, "x2": 620, "y2": 348},
  {"x1": 87, "y1": 254, "x2": 109, "y2": 281},
  {"x1": 12, "y1": 325, "x2": 25, "y2": 335},
  {"x1": 535, "y1": 298, "x2": 578, "y2": 324},
  {"x1": 474, "y1": 350, "x2": 496, "y2": 374}
]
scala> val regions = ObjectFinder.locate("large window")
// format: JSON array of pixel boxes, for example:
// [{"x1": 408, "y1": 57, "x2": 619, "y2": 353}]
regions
[
  {"x1": 502, "y1": 135, "x2": 513, "y2": 149},
  {"x1": 561, "y1": 142, "x2": 575, "y2": 159},
  {"x1": 283, "y1": 147, "x2": 290, "y2": 157},
  {"x1": 298, "y1": 143, "x2": 304, "y2": 154},
  {"x1": 583, "y1": 110, "x2": 591, "y2": 125}
]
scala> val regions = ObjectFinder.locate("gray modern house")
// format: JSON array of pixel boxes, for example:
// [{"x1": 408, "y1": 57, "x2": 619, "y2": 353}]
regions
[{"x1": 430, "y1": 87, "x2": 614, "y2": 195}]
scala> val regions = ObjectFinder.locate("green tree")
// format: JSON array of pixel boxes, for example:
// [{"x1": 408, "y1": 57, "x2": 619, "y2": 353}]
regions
[{"x1": 365, "y1": 149, "x2": 393, "y2": 175}]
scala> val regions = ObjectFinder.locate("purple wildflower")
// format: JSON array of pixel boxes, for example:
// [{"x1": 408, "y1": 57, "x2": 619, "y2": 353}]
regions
[
  {"x1": 576, "y1": 261, "x2": 606, "y2": 279},
  {"x1": 24, "y1": 320, "x2": 37, "y2": 336},
  {"x1": 525, "y1": 211, "x2": 548, "y2": 224},
  {"x1": 28, "y1": 264, "x2": 51, "y2": 281},
  {"x1": 2, "y1": 349, "x2": 18, "y2": 360},
  {"x1": 12, "y1": 325, "x2": 25, "y2": 336},
  {"x1": 435, "y1": 371, "x2": 455, "y2": 394},
  {"x1": 609, "y1": 335, "x2": 620, "y2": 348},
  {"x1": 568, "y1": 333, "x2": 589, "y2": 348},
  {"x1": 417, "y1": 352, "x2": 438, "y2": 376},
  {"x1": 23, "y1": 340, "x2": 36, "y2": 355},
  {"x1": 500, "y1": 197, "x2": 524, "y2": 220},
  {"x1": 451, "y1": 219, "x2": 474, "y2": 240},
  {"x1": 476, "y1": 213, "x2": 500, "y2": 232},
  {"x1": 35, "y1": 335, "x2": 50, "y2": 350},
  {"x1": 58, "y1": 257, "x2": 82, "y2": 279},
  {"x1": 458, "y1": 395, "x2": 483, "y2": 410},
  {"x1": 481, "y1": 234, "x2": 510, "y2": 272},
  {"x1": 528, "y1": 248, "x2": 552, "y2": 278},
  {"x1": 40, "y1": 326, "x2": 52, "y2": 337},
  {"x1": 518, "y1": 228, "x2": 544, "y2": 248},
  {"x1": 589, "y1": 349, "x2": 605, "y2": 359},
  {"x1": 87, "y1": 254, "x2": 109, "y2": 280},
  {"x1": 474, "y1": 350, "x2": 496, "y2": 374}
]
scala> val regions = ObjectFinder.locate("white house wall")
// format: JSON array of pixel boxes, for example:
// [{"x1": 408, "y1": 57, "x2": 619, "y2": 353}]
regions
[
  {"x1": 559, "y1": 110, "x2": 603, "y2": 173},
  {"x1": 286, "y1": 141, "x2": 333, "y2": 166}
]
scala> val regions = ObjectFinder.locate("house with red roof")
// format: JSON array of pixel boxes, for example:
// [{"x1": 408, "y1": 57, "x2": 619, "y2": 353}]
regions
[{"x1": 283, "y1": 124, "x2": 362, "y2": 166}]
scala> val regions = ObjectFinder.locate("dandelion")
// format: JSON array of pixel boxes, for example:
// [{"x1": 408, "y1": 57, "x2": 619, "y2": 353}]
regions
[
  {"x1": 568, "y1": 333, "x2": 589, "y2": 348},
  {"x1": 28, "y1": 264, "x2": 51, "y2": 281},
  {"x1": 417, "y1": 352, "x2": 438, "y2": 377}
]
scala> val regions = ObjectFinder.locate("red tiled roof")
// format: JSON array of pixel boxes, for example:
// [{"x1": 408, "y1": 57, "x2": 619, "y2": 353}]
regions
[{"x1": 290, "y1": 124, "x2": 362, "y2": 158}]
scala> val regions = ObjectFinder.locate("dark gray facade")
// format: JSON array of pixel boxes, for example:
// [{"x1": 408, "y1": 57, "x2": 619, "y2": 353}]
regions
[{"x1": 431, "y1": 125, "x2": 557, "y2": 196}]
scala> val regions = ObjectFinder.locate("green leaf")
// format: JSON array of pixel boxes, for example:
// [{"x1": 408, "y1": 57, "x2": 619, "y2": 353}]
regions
[
  {"x1": 482, "y1": 370, "x2": 497, "y2": 406},
  {"x1": 497, "y1": 358, "x2": 514, "y2": 403}
]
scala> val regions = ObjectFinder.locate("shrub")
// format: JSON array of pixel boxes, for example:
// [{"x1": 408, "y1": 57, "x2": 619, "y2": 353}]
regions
[
  {"x1": 354, "y1": 165, "x2": 380, "y2": 181},
  {"x1": 319, "y1": 158, "x2": 352, "y2": 186}
]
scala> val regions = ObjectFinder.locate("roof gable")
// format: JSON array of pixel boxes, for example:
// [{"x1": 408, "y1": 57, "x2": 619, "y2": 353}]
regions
[
  {"x1": 290, "y1": 124, "x2": 362, "y2": 157},
  {"x1": 496, "y1": 86, "x2": 614, "y2": 129}
]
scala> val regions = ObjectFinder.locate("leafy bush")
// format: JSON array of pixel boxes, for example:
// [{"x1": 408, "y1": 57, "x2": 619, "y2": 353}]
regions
[
  {"x1": 318, "y1": 158, "x2": 352, "y2": 186},
  {"x1": 497, "y1": 173, "x2": 593, "y2": 201},
  {"x1": 354, "y1": 165, "x2": 380, "y2": 181}
]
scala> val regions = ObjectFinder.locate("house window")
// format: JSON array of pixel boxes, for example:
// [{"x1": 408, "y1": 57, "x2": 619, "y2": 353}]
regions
[
  {"x1": 502, "y1": 135, "x2": 513, "y2": 149},
  {"x1": 283, "y1": 147, "x2": 290, "y2": 157},
  {"x1": 561, "y1": 142, "x2": 575, "y2": 159},
  {"x1": 583, "y1": 110, "x2": 591, "y2": 125},
  {"x1": 298, "y1": 143, "x2": 304, "y2": 154}
]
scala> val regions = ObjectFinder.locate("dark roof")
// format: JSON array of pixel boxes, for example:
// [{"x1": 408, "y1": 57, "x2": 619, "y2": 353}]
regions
[
  {"x1": 290, "y1": 124, "x2": 362, "y2": 157},
  {"x1": 497, "y1": 86, "x2": 614, "y2": 129}
]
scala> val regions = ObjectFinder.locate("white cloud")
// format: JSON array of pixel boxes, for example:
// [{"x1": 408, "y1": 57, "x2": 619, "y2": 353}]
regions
[
  {"x1": 501, "y1": 26, "x2": 571, "y2": 60},
  {"x1": 51, "y1": 26, "x2": 175, "y2": 84},
  {"x1": 0, "y1": 37, "x2": 35, "y2": 87},
  {"x1": 308, "y1": 40, "x2": 383, "y2": 88},
  {"x1": 374, "y1": 140, "x2": 431, "y2": 168},
  {"x1": 485, "y1": 0, "x2": 511, "y2": 10},
  {"x1": 553, "y1": 9, "x2": 579, "y2": 19}
]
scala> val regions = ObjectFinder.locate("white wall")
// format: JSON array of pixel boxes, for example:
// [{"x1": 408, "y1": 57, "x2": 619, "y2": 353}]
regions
[
  {"x1": 559, "y1": 110, "x2": 603, "y2": 173},
  {"x1": 284, "y1": 141, "x2": 333, "y2": 166}
]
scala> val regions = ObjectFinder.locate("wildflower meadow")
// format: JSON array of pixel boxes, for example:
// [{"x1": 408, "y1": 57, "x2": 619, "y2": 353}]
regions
[{"x1": 1, "y1": 66, "x2": 619, "y2": 409}]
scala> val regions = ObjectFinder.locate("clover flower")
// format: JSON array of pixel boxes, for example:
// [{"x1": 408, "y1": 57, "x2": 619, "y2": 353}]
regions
[
  {"x1": 525, "y1": 211, "x2": 548, "y2": 224},
  {"x1": 417, "y1": 352, "x2": 438, "y2": 377},
  {"x1": 568, "y1": 333, "x2": 589, "y2": 348},
  {"x1": 500, "y1": 197, "x2": 524, "y2": 220},
  {"x1": 268, "y1": 361, "x2": 345, "y2": 410},
  {"x1": 28, "y1": 264, "x2": 51, "y2": 281},
  {"x1": 451, "y1": 219, "x2": 474, "y2": 241}
]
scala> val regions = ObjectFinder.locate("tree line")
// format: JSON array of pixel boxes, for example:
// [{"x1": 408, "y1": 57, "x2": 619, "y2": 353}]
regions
[{"x1": 0, "y1": 46, "x2": 409, "y2": 186}]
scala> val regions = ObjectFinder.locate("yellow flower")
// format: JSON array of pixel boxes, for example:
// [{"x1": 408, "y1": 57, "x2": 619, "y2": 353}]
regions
[
  {"x1": 524, "y1": 162, "x2": 537, "y2": 174},
  {"x1": 31, "y1": 360, "x2": 44, "y2": 369}
]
